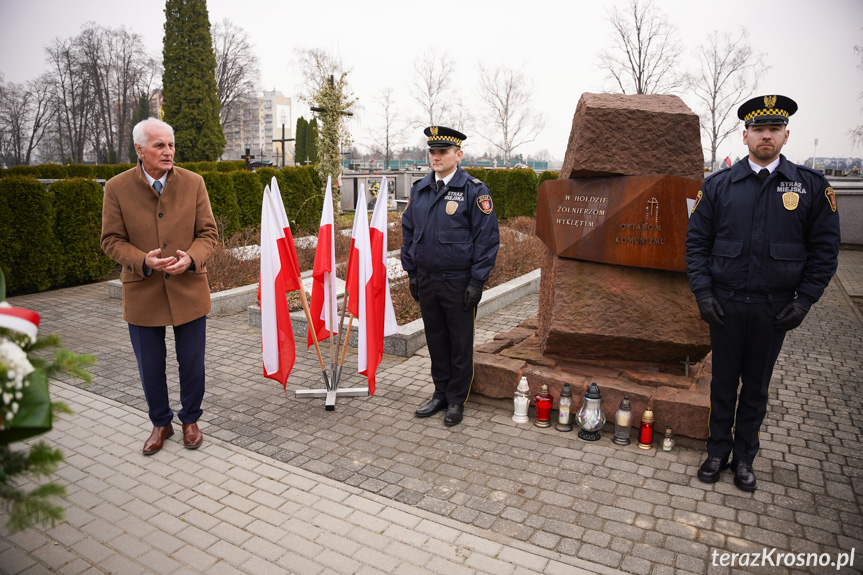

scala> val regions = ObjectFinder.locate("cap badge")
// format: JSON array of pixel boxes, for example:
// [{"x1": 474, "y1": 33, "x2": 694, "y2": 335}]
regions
[
  {"x1": 430, "y1": 126, "x2": 439, "y2": 136},
  {"x1": 764, "y1": 95, "x2": 777, "y2": 108}
]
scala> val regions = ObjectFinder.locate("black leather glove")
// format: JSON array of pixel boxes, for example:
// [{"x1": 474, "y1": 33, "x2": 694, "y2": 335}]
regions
[
  {"x1": 774, "y1": 300, "x2": 809, "y2": 331},
  {"x1": 696, "y1": 296, "x2": 725, "y2": 328},
  {"x1": 464, "y1": 283, "x2": 483, "y2": 310},
  {"x1": 409, "y1": 276, "x2": 419, "y2": 302}
]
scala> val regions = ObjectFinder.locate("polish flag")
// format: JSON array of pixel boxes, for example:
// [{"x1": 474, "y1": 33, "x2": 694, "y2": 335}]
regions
[
  {"x1": 268, "y1": 177, "x2": 301, "y2": 292},
  {"x1": 723, "y1": 156, "x2": 732, "y2": 168},
  {"x1": 346, "y1": 179, "x2": 398, "y2": 394},
  {"x1": 260, "y1": 185, "x2": 297, "y2": 387},
  {"x1": 369, "y1": 178, "x2": 398, "y2": 343},
  {"x1": 308, "y1": 176, "x2": 338, "y2": 346}
]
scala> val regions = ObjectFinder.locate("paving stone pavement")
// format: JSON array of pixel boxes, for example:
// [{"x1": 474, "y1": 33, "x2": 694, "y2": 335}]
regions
[{"x1": 1, "y1": 250, "x2": 861, "y2": 575}]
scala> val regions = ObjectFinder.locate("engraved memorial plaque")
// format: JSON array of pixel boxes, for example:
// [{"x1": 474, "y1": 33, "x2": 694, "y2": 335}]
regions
[{"x1": 536, "y1": 175, "x2": 700, "y2": 273}]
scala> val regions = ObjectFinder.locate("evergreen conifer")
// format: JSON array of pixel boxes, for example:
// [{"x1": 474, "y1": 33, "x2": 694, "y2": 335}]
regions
[{"x1": 161, "y1": 0, "x2": 225, "y2": 161}]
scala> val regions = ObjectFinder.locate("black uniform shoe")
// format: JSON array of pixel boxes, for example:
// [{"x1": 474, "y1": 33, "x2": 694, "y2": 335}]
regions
[
  {"x1": 444, "y1": 404, "x2": 464, "y2": 427},
  {"x1": 731, "y1": 460, "x2": 757, "y2": 492},
  {"x1": 697, "y1": 456, "x2": 729, "y2": 483},
  {"x1": 415, "y1": 398, "x2": 446, "y2": 418}
]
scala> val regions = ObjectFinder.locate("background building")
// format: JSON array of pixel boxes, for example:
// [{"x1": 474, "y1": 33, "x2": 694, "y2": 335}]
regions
[{"x1": 222, "y1": 90, "x2": 293, "y2": 166}]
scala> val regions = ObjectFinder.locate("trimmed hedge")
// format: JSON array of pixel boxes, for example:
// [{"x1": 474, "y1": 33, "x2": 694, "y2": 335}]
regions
[
  {"x1": 0, "y1": 161, "x2": 245, "y2": 180},
  {"x1": 537, "y1": 170, "x2": 559, "y2": 186},
  {"x1": 51, "y1": 179, "x2": 114, "y2": 287},
  {"x1": 203, "y1": 172, "x2": 240, "y2": 236},
  {"x1": 232, "y1": 170, "x2": 264, "y2": 229},
  {"x1": 464, "y1": 168, "x2": 537, "y2": 220},
  {"x1": 0, "y1": 164, "x2": 327, "y2": 294},
  {"x1": 0, "y1": 177, "x2": 60, "y2": 295}
]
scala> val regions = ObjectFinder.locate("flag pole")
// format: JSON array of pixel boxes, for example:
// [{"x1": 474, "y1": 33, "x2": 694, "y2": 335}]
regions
[
  {"x1": 297, "y1": 282, "x2": 329, "y2": 387},
  {"x1": 336, "y1": 313, "x2": 354, "y2": 386},
  {"x1": 333, "y1": 248, "x2": 353, "y2": 388}
]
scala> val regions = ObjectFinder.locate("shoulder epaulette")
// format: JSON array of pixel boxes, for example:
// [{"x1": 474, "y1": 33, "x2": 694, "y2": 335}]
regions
[
  {"x1": 797, "y1": 164, "x2": 826, "y2": 178},
  {"x1": 704, "y1": 167, "x2": 730, "y2": 182},
  {"x1": 472, "y1": 178, "x2": 483, "y2": 184}
]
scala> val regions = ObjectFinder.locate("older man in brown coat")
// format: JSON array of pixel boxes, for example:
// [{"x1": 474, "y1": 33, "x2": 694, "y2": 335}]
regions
[{"x1": 101, "y1": 118, "x2": 218, "y2": 455}]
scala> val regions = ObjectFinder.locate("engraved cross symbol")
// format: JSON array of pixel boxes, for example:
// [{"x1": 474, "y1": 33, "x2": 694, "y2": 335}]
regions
[{"x1": 647, "y1": 198, "x2": 659, "y2": 214}]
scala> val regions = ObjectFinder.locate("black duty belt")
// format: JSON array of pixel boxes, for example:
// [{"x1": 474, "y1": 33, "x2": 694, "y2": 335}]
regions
[{"x1": 713, "y1": 286, "x2": 795, "y2": 303}]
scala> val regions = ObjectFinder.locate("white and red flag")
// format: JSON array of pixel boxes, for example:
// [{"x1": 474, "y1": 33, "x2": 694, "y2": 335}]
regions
[
  {"x1": 269, "y1": 177, "x2": 302, "y2": 292},
  {"x1": 723, "y1": 156, "x2": 732, "y2": 168},
  {"x1": 308, "y1": 176, "x2": 338, "y2": 347},
  {"x1": 369, "y1": 178, "x2": 398, "y2": 341},
  {"x1": 345, "y1": 179, "x2": 398, "y2": 394},
  {"x1": 260, "y1": 183, "x2": 301, "y2": 387}
]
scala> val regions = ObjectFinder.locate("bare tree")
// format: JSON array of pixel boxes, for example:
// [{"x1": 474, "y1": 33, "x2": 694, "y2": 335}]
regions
[
  {"x1": 367, "y1": 87, "x2": 407, "y2": 170},
  {"x1": 477, "y1": 64, "x2": 545, "y2": 165},
  {"x1": 45, "y1": 35, "x2": 94, "y2": 163},
  {"x1": 693, "y1": 30, "x2": 765, "y2": 168},
  {"x1": 79, "y1": 24, "x2": 157, "y2": 163},
  {"x1": 0, "y1": 75, "x2": 53, "y2": 166},
  {"x1": 850, "y1": 44, "x2": 863, "y2": 148},
  {"x1": 598, "y1": 0, "x2": 687, "y2": 95},
  {"x1": 212, "y1": 19, "x2": 260, "y2": 133},
  {"x1": 411, "y1": 50, "x2": 455, "y2": 126}
]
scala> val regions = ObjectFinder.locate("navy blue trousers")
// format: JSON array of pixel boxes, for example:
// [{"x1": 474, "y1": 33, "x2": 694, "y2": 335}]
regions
[
  {"x1": 128, "y1": 316, "x2": 206, "y2": 427},
  {"x1": 707, "y1": 294, "x2": 790, "y2": 464},
  {"x1": 417, "y1": 271, "x2": 476, "y2": 406}
]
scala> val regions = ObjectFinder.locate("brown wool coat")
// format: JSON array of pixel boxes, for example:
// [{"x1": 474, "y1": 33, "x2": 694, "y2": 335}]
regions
[{"x1": 101, "y1": 163, "x2": 218, "y2": 327}]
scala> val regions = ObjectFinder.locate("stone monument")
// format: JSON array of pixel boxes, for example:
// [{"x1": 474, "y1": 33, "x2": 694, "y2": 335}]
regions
[{"x1": 473, "y1": 93, "x2": 713, "y2": 439}]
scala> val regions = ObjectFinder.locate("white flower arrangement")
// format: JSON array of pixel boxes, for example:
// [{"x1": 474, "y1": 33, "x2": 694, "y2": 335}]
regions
[{"x1": 0, "y1": 336, "x2": 34, "y2": 428}]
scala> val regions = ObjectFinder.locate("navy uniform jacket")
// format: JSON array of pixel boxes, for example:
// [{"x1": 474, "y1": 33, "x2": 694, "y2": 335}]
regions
[
  {"x1": 401, "y1": 166, "x2": 500, "y2": 286},
  {"x1": 686, "y1": 155, "x2": 840, "y2": 307}
]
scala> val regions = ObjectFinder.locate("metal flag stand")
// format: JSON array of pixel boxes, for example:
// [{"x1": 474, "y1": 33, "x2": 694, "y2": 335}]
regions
[
  {"x1": 294, "y1": 217, "x2": 368, "y2": 411},
  {"x1": 294, "y1": 289, "x2": 368, "y2": 410}
]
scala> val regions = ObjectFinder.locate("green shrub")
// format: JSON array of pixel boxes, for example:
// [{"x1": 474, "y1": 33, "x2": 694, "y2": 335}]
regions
[
  {"x1": 65, "y1": 164, "x2": 94, "y2": 178},
  {"x1": 281, "y1": 166, "x2": 323, "y2": 234},
  {"x1": 537, "y1": 170, "x2": 559, "y2": 186},
  {"x1": 231, "y1": 170, "x2": 264, "y2": 229},
  {"x1": 5, "y1": 166, "x2": 39, "y2": 177},
  {"x1": 50, "y1": 179, "x2": 114, "y2": 286},
  {"x1": 0, "y1": 177, "x2": 59, "y2": 295},
  {"x1": 505, "y1": 168, "x2": 538, "y2": 218},
  {"x1": 202, "y1": 172, "x2": 240, "y2": 236},
  {"x1": 216, "y1": 160, "x2": 244, "y2": 172},
  {"x1": 461, "y1": 168, "x2": 538, "y2": 220},
  {"x1": 255, "y1": 167, "x2": 279, "y2": 190}
]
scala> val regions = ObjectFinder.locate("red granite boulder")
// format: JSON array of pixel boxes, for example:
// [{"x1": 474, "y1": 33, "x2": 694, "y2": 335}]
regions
[{"x1": 559, "y1": 93, "x2": 703, "y2": 181}]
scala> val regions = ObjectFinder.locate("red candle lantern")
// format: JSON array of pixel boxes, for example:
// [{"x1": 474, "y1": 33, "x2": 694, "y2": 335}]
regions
[
  {"x1": 534, "y1": 384, "x2": 553, "y2": 428},
  {"x1": 637, "y1": 408, "x2": 654, "y2": 450}
]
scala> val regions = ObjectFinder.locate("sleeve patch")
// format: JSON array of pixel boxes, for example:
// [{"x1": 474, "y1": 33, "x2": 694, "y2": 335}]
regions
[
  {"x1": 825, "y1": 187, "x2": 837, "y2": 212},
  {"x1": 691, "y1": 190, "x2": 703, "y2": 213},
  {"x1": 477, "y1": 194, "x2": 493, "y2": 214}
]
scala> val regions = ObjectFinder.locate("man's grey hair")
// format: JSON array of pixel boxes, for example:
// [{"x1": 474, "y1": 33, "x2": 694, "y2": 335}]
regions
[{"x1": 132, "y1": 118, "x2": 174, "y2": 149}]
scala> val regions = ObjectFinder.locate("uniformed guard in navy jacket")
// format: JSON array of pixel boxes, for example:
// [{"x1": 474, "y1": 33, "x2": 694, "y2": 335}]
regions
[
  {"x1": 686, "y1": 95, "x2": 840, "y2": 491},
  {"x1": 401, "y1": 126, "x2": 500, "y2": 426}
]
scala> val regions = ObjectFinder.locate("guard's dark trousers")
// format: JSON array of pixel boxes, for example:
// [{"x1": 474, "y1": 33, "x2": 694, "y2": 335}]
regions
[
  {"x1": 707, "y1": 293, "x2": 791, "y2": 463},
  {"x1": 417, "y1": 270, "x2": 475, "y2": 406},
  {"x1": 129, "y1": 316, "x2": 206, "y2": 427}
]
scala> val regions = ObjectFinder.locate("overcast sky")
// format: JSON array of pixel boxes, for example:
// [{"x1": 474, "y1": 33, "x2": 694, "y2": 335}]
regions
[{"x1": 1, "y1": 0, "x2": 861, "y2": 165}]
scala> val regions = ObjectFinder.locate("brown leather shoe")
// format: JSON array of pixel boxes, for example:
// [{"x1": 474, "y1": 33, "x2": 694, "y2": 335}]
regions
[
  {"x1": 182, "y1": 423, "x2": 203, "y2": 449},
  {"x1": 142, "y1": 425, "x2": 174, "y2": 455}
]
